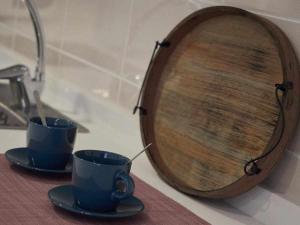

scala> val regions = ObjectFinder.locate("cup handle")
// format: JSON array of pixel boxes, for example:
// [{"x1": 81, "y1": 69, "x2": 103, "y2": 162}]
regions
[{"x1": 111, "y1": 171, "x2": 135, "y2": 201}]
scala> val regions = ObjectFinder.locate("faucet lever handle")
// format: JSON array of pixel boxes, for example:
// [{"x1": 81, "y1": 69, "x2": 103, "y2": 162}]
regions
[
  {"x1": 0, "y1": 64, "x2": 29, "y2": 80},
  {"x1": 0, "y1": 64, "x2": 31, "y2": 113}
]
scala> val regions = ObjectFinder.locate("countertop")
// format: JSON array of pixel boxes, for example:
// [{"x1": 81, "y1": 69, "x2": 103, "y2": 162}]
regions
[{"x1": 0, "y1": 45, "x2": 267, "y2": 225}]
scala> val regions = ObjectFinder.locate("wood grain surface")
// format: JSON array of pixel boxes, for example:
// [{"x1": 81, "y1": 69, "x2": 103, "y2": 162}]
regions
[{"x1": 140, "y1": 7, "x2": 300, "y2": 198}]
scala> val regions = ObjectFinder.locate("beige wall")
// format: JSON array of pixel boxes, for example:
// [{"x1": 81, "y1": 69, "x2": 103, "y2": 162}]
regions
[
  {"x1": 0, "y1": 0, "x2": 299, "y2": 112},
  {"x1": 0, "y1": 0, "x2": 199, "y2": 111}
]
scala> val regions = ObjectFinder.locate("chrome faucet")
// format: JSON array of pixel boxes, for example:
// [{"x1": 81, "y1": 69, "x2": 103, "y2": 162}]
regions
[
  {"x1": 24, "y1": 0, "x2": 45, "y2": 83},
  {"x1": 0, "y1": 0, "x2": 45, "y2": 113}
]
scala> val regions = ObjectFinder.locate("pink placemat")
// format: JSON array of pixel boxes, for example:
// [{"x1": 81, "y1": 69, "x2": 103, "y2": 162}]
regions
[{"x1": 0, "y1": 155, "x2": 210, "y2": 225}]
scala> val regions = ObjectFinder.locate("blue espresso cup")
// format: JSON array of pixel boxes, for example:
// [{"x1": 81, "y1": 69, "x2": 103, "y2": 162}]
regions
[
  {"x1": 72, "y1": 150, "x2": 135, "y2": 212},
  {"x1": 27, "y1": 117, "x2": 77, "y2": 170}
]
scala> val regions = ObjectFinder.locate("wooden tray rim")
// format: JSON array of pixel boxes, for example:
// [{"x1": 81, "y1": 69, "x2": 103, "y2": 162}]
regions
[{"x1": 139, "y1": 6, "x2": 300, "y2": 198}]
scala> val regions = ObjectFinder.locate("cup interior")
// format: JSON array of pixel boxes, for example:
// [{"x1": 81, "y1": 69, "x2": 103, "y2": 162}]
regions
[
  {"x1": 30, "y1": 117, "x2": 76, "y2": 129},
  {"x1": 75, "y1": 150, "x2": 129, "y2": 166}
]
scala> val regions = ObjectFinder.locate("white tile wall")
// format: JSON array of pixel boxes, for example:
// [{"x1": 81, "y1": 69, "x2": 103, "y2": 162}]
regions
[
  {"x1": 118, "y1": 80, "x2": 139, "y2": 110},
  {"x1": 0, "y1": 0, "x2": 18, "y2": 30},
  {"x1": 0, "y1": 23, "x2": 14, "y2": 49},
  {"x1": 122, "y1": 0, "x2": 193, "y2": 84},
  {"x1": 0, "y1": 0, "x2": 300, "y2": 224},
  {"x1": 62, "y1": 0, "x2": 132, "y2": 75},
  {"x1": 0, "y1": 0, "x2": 18, "y2": 49},
  {"x1": 223, "y1": 0, "x2": 300, "y2": 20},
  {"x1": 0, "y1": 0, "x2": 298, "y2": 111},
  {"x1": 59, "y1": 54, "x2": 120, "y2": 104}
]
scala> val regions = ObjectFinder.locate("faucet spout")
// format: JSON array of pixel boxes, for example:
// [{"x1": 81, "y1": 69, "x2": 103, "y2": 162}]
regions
[
  {"x1": 0, "y1": 0, "x2": 45, "y2": 112},
  {"x1": 23, "y1": 0, "x2": 45, "y2": 83}
]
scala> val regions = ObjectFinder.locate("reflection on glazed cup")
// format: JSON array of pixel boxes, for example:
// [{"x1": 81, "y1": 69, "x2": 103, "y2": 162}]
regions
[
  {"x1": 72, "y1": 150, "x2": 135, "y2": 212},
  {"x1": 27, "y1": 117, "x2": 77, "y2": 170}
]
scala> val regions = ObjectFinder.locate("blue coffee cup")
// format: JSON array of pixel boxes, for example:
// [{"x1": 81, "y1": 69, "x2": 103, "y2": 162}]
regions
[
  {"x1": 72, "y1": 150, "x2": 135, "y2": 212},
  {"x1": 27, "y1": 117, "x2": 77, "y2": 170}
]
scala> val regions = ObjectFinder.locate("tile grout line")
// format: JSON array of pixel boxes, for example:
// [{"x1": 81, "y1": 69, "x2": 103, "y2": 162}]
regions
[
  {"x1": 191, "y1": 0, "x2": 224, "y2": 6},
  {"x1": 10, "y1": 0, "x2": 20, "y2": 51},
  {"x1": 192, "y1": 0, "x2": 300, "y2": 24},
  {"x1": 47, "y1": 44, "x2": 138, "y2": 87},
  {"x1": 4, "y1": 1, "x2": 300, "y2": 89},
  {"x1": 249, "y1": 9, "x2": 300, "y2": 24},
  {"x1": 57, "y1": 0, "x2": 70, "y2": 66},
  {"x1": 0, "y1": 21, "x2": 139, "y2": 88},
  {"x1": 286, "y1": 148, "x2": 300, "y2": 159},
  {"x1": 117, "y1": 0, "x2": 135, "y2": 104}
]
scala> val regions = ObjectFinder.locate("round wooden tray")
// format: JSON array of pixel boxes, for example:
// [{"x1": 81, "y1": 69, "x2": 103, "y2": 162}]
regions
[{"x1": 139, "y1": 6, "x2": 300, "y2": 198}]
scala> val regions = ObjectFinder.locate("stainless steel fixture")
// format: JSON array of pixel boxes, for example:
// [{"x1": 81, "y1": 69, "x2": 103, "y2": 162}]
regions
[
  {"x1": 24, "y1": 0, "x2": 45, "y2": 83},
  {"x1": 0, "y1": 0, "x2": 44, "y2": 112},
  {"x1": 0, "y1": 0, "x2": 88, "y2": 132}
]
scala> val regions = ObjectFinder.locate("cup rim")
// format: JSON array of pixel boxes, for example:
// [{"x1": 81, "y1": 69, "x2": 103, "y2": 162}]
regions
[
  {"x1": 74, "y1": 150, "x2": 130, "y2": 167},
  {"x1": 30, "y1": 116, "x2": 77, "y2": 130}
]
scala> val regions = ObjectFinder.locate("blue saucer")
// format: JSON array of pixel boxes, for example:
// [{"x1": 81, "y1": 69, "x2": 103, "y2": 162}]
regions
[
  {"x1": 48, "y1": 185, "x2": 144, "y2": 218},
  {"x1": 5, "y1": 147, "x2": 72, "y2": 174}
]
